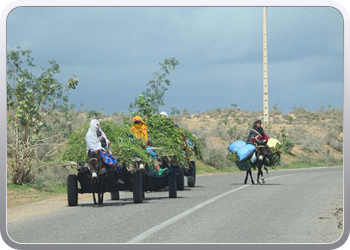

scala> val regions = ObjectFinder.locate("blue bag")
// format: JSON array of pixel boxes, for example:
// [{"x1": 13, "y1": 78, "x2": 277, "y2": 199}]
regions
[
  {"x1": 237, "y1": 144, "x2": 256, "y2": 161},
  {"x1": 186, "y1": 139, "x2": 194, "y2": 147},
  {"x1": 228, "y1": 140, "x2": 246, "y2": 153}
]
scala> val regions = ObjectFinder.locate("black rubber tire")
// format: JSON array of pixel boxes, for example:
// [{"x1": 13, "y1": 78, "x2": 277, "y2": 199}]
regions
[
  {"x1": 168, "y1": 170, "x2": 177, "y2": 198},
  {"x1": 176, "y1": 167, "x2": 185, "y2": 191},
  {"x1": 67, "y1": 175, "x2": 78, "y2": 206},
  {"x1": 133, "y1": 172, "x2": 144, "y2": 203},
  {"x1": 187, "y1": 161, "x2": 196, "y2": 187},
  {"x1": 110, "y1": 191, "x2": 120, "y2": 200}
]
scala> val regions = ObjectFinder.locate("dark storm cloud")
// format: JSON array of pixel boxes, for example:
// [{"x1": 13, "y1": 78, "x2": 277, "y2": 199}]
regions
[{"x1": 7, "y1": 6, "x2": 343, "y2": 114}]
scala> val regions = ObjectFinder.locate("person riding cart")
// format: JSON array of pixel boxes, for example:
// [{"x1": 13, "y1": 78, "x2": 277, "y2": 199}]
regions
[
  {"x1": 84, "y1": 119, "x2": 124, "y2": 184},
  {"x1": 130, "y1": 116, "x2": 168, "y2": 176}
]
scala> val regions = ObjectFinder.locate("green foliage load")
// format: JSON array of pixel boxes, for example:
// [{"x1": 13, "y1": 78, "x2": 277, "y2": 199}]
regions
[
  {"x1": 180, "y1": 128, "x2": 203, "y2": 161},
  {"x1": 226, "y1": 151, "x2": 240, "y2": 162},
  {"x1": 146, "y1": 114, "x2": 203, "y2": 167},
  {"x1": 60, "y1": 117, "x2": 203, "y2": 169},
  {"x1": 60, "y1": 121, "x2": 153, "y2": 167},
  {"x1": 265, "y1": 143, "x2": 282, "y2": 167}
]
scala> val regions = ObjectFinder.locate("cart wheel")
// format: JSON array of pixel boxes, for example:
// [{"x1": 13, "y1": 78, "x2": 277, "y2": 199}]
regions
[
  {"x1": 67, "y1": 175, "x2": 78, "y2": 206},
  {"x1": 176, "y1": 167, "x2": 185, "y2": 190},
  {"x1": 187, "y1": 161, "x2": 196, "y2": 187},
  {"x1": 133, "y1": 172, "x2": 144, "y2": 203},
  {"x1": 168, "y1": 170, "x2": 177, "y2": 198},
  {"x1": 110, "y1": 191, "x2": 120, "y2": 200}
]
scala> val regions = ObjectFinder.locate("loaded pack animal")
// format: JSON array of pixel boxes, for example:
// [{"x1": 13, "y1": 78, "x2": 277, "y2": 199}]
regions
[
  {"x1": 244, "y1": 139, "x2": 269, "y2": 185},
  {"x1": 87, "y1": 149, "x2": 107, "y2": 206}
]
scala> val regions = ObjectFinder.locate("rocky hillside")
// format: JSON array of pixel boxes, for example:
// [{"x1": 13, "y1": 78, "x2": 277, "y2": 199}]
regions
[{"x1": 167, "y1": 107, "x2": 343, "y2": 169}]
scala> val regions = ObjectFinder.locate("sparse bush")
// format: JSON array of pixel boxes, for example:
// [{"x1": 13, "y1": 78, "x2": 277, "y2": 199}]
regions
[
  {"x1": 204, "y1": 148, "x2": 226, "y2": 169},
  {"x1": 277, "y1": 127, "x2": 295, "y2": 154},
  {"x1": 111, "y1": 112, "x2": 125, "y2": 125},
  {"x1": 301, "y1": 154, "x2": 315, "y2": 165},
  {"x1": 282, "y1": 114, "x2": 289, "y2": 120},
  {"x1": 323, "y1": 154, "x2": 338, "y2": 166},
  {"x1": 211, "y1": 127, "x2": 228, "y2": 139},
  {"x1": 273, "y1": 117, "x2": 282, "y2": 124}
]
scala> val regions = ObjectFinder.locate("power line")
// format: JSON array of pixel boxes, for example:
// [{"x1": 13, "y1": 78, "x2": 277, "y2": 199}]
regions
[{"x1": 300, "y1": 7, "x2": 343, "y2": 25}]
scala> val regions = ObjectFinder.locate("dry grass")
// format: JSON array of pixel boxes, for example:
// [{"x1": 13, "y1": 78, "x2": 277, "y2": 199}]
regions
[{"x1": 176, "y1": 108, "x2": 343, "y2": 169}]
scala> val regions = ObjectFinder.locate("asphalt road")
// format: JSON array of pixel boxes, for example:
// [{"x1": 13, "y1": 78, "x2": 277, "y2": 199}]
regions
[{"x1": 6, "y1": 167, "x2": 343, "y2": 244}]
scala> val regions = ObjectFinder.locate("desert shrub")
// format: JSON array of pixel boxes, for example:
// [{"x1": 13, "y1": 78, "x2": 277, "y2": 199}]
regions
[
  {"x1": 290, "y1": 128, "x2": 325, "y2": 154},
  {"x1": 171, "y1": 115, "x2": 187, "y2": 129},
  {"x1": 189, "y1": 128, "x2": 210, "y2": 149},
  {"x1": 226, "y1": 125, "x2": 248, "y2": 141},
  {"x1": 300, "y1": 154, "x2": 315, "y2": 165},
  {"x1": 290, "y1": 105, "x2": 308, "y2": 115},
  {"x1": 201, "y1": 110, "x2": 211, "y2": 116},
  {"x1": 273, "y1": 117, "x2": 282, "y2": 124},
  {"x1": 269, "y1": 110, "x2": 282, "y2": 116},
  {"x1": 241, "y1": 117, "x2": 248, "y2": 123},
  {"x1": 25, "y1": 163, "x2": 74, "y2": 191},
  {"x1": 276, "y1": 127, "x2": 295, "y2": 154},
  {"x1": 222, "y1": 108, "x2": 232, "y2": 115},
  {"x1": 111, "y1": 112, "x2": 125, "y2": 125},
  {"x1": 324, "y1": 131, "x2": 343, "y2": 152},
  {"x1": 331, "y1": 142, "x2": 343, "y2": 152},
  {"x1": 302, "y1": 140, "x2": 325, "y2": 154},
  {"x1": 281, "y1": 114, "x2": 289, "y2": 121},
  {"x1": 323, "y1": 154, "x2": 338, "y2": 166},
  {"x1": 278, "y1": 161, "x2": 289, "y2": 168},
  {"x1": 211, "y1": 127, "x2": 229, "y2": 140},
  {"x1": 204, "y1": 148, "x2": 226, "y2": 169}
]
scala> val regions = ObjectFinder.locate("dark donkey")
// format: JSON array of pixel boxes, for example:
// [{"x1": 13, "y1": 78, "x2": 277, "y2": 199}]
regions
[
  {"x1": 244, "y1": 139, "x2": 269, "y2": 185},
  {"x1": 87, "y1": 149, "x2": 107, "y2": 205}
]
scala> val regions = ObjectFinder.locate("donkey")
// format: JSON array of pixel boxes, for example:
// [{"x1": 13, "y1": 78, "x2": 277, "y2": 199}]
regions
[
  {"x1": 244, "y1": 139, "x2": 269, "y2": 185},
  {"x1": 87, "y1": 149, "x2": 107, "y2": 206}
]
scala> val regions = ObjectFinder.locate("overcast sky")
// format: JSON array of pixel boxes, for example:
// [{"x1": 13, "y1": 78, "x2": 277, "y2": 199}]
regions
[{"x1": 6, "y1": 5, "x2": 344, "y2": 115}]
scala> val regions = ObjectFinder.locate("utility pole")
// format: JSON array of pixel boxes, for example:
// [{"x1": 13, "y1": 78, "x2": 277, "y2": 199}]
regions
[{"x1": 263, "y1": 7, "x2": 269, "y2": 124}]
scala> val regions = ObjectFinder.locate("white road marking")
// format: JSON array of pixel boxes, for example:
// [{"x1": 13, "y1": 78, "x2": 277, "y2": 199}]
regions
[{"x1": 127, "y1": 173, "x2": 295, "y2": 243}]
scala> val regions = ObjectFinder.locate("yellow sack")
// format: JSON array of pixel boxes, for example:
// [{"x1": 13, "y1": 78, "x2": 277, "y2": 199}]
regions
[{"x1": 267, "y1": 138, "x2": 281, "y2": 148}]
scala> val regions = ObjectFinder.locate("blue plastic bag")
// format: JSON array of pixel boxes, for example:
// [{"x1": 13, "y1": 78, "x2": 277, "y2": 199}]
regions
[
  {"x1": 186, "y1": 139, "x2": 194, "y2": 147},
  {"x1": 228, "y1": 140, "x2": 246, "y2": 153},
  {"x1": 237, "y1": 144, "x2": 256, "y2": 161}
]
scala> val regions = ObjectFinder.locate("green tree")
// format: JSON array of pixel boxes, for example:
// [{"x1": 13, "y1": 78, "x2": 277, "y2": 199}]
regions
[
  {"x1": 129, "y1": 57, "x2": 179, "y2": 118},
  {"x1": 7, "y1": 47, "x2": 78, "y2": 184}
]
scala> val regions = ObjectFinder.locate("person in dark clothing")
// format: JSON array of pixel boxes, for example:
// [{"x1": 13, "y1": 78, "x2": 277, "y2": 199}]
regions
[{"x1": 246, "y1": 119, "x2": 269, "y2": 145}]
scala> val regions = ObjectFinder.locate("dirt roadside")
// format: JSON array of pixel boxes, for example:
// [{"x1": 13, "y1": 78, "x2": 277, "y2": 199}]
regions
[{"x1": 7, "y1": 193, "x2": 93, "y2": 224}]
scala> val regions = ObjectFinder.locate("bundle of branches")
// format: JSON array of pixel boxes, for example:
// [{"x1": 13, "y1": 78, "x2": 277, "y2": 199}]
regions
[
  {"x1": 60, "y1": 115, "x2": 203, "y2": 170},
  {"x1": 265, "y1": 143, "x2": 282, "y2": 167},
  {"x1": 146, "y1": 114, "x2": 203, "y2": 167},
  {"x1": 226, "y1": 151, "x2": 240, "y2": 162},
  {"x1": 60, "y1": 120, "x2": 153, "y2": 167},
  {"x1": 180, "y1": 128, "x2": 203, "y2": 161}
]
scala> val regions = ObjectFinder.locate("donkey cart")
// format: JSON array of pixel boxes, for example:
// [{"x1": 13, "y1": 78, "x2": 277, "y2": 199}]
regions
[
  {"x1": 66, "y1": 159, "x2": 148, "y2": 206},
  {"x1": 160, "y1": 153, "x2": 196, "y2": 190},
  {"x1": 66, "y1": 156, "x2": 195, "y2": 206}
]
